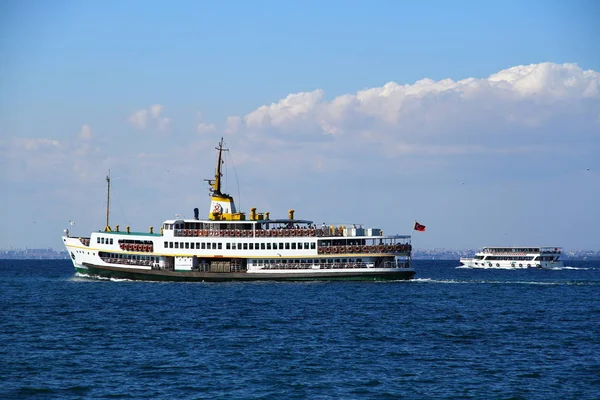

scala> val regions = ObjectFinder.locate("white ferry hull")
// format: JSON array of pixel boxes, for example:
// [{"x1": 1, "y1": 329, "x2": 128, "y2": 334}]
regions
[
  {"x1": 63, "y1": 236, "x2": 414, "y2": 282},
  {"x1": 459, "y1": 259, "x2": 564, "y2": 269}
]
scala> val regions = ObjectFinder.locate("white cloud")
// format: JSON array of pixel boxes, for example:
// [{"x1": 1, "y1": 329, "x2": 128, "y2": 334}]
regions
[
  {"x1": 227, "y1": 62, "x2": 599, "y2": 159},
  {"x1": 197, "y1": 122, "x2": 216, "y2": 133},
  {"x1": 128, "y1": 109, "x2": 149, "y2": 129},
  {"x1": 14, "y1": 138, "x2": 61, "y2": 150},
  {"x1": 79, "y1": 124, "x2": 92, "y2": 140},
  {"x1": 128, "y1": 104, "x2": 170, "y2": 131},
  {"x1": 196, "y1": 112, "x2": 216, "y2": 133}
]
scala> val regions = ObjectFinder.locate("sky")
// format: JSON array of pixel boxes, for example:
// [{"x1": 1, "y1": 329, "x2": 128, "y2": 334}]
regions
[{"x1": 1, "y1": 0, "x2": 599, "y2": 251}]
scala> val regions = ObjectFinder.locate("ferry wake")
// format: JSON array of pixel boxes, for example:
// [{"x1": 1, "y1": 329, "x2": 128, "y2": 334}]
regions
[{"x1": 62, "y1": 138, "x2": 415, "y2": 281}]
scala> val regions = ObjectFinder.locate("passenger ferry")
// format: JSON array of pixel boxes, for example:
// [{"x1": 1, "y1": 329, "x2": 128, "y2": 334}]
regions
[
  {"x1": 62, "y1": 138, "x2": 415, "y2": 281},
  {"x1": 459, "y1": 247, "x2": 564, "y2": 269}
]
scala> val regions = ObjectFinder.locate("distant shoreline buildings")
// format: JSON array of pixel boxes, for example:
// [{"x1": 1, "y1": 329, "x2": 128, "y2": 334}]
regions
[{"x1": 1, "y1": 248, "x2": 598, "y2": 260}]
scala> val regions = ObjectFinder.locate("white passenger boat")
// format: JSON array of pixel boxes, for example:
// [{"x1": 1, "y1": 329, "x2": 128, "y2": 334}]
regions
[
  {"x1": 459, "y1": 247, "x2": 564, "y2": 269},
  {"x1": 62, "y1": 138, "x2": 415, "y2": 281}
]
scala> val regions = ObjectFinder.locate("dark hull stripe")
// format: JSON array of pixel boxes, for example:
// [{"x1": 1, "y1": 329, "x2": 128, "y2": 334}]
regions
[{"x1": 80, "y1": 263, "x2": 415, "y2": 282}]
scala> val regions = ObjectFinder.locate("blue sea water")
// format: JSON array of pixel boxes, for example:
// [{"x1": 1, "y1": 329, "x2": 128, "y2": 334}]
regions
[{"x1": 1, "y1": 260, "x2": 599, "y2": 399}]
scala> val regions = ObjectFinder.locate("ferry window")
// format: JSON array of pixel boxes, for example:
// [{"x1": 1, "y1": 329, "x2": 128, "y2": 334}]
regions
[
  {"x1": 212, "y1": 243, "x2": 216, "y2": 250},
  {"x1": 291, "y1": 243, "x2": 296, "y2": 250},
  {"x1": 101, "y1": 238, "x2": 105, "y2": 244},
  {"x1": 175, "y1": 242, "x2": 179, "y2": 249},
  {"x1": 196, "y1": 243, "x2": 200, "y2": 249},
  {"x1": 185, "y1": 242, "x2": 189, "y2": 249},
  {"x1": 226, "y1": 243, "x2": 231, "y2": 250},
  {"x1": 97, "y1": 237, "x2": 100, "y2": 244},
  {"x1": 304, "y1": 243, "x2": 309, "y2": 250},
  {"x1": 310, "y1": 243, "x2": 316, "y2": 250},
  {"x1": 110, "y1": 239, "x2": 113, "y2": 244},
  {"x1": 279, "y1": 243, "x2": 283, "y2": 250},
  {"x1": 218, "y1": 243, "x2": 222, "y2": 250},
  {"x1": 249, "y1": 243, "x2": 254, "y2": 250},
  {"x1": 164, "y1": 241, "x2": 168, "y2": 247},
  {"x1": 261, "y1": 243, "x2": 265, "y2": 250},
  {"x1": 285, "y1": 243, "x2": 290, "y2": 250},
  {"x1": 267, "y1": 243, "x2": 271, "y2": 250},
  {"x1": 169, "y1": 242, "x2": 173, "y2": 248},
  {"x1": 202, "y1": 242, "x2": 206, "y2": 249},
  {"x1": 255, "y1": 243, "x2": 259, "y2": 249},
  {"x1": 243, "y1": 243, "x2": 248, "y2": 250}
]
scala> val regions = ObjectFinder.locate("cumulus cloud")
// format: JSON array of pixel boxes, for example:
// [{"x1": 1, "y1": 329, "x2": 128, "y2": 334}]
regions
[
  {"x1": 196, "y1": 112, "x2": 216, "y2": 133},
  {"x1": 128, "y1": 104, "x2": 170, "y2": 131},
  {"x1": 226, "y1": 62, "x2": 599, "y2": 160}
]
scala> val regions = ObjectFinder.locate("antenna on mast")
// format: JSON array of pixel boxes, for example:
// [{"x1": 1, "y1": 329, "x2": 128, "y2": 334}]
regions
[{"x1": 105, "y1": 170, "x2": 112, "y2": 232}]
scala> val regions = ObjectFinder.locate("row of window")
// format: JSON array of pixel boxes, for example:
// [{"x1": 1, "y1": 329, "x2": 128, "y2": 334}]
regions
[
  {"x1": 477, "y1": 256, "x2": 536, "y2": 261},
  {"x1": 252, "y1": 258, "x2": 364, "y2": 265},
  {"x1": 163, "y1": 241, "x2": 317, "y2": 251},
  {"x1": 97, "y1": 237, "x2": 114, "y2": 245}
]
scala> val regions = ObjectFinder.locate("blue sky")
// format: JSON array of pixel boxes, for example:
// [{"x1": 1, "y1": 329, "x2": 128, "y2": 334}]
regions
[{"x1": 1, "y1": 0, "x2": 599, "y2": 251}]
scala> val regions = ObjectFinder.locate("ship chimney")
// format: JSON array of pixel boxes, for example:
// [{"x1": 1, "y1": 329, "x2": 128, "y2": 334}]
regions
[
  {"x1": 149, "y1": 226, "x2": 154, "y2": 234},
  {"x1": 250, "y1": 207, "x2": 257, "y2": 220},
  {"x1": 115, "y1": 225, "x2": 120, "y2": 232},
  {"x1": 265, "y1": 212, "x2": 270, "y2": 220},
  {"x1": 288, "y1": 209, "x2": 295, "y2": 220},
  {"x1": 194, "y1": 208, "x2": 199, "y2": 220},
  {"x1": 126, "y1": 226, "x2": 130, "y2": 233}
]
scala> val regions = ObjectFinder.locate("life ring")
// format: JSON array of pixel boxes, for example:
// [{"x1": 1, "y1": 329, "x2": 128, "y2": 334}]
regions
[
  {"x1": 303, "y1": 229, "x2": 309, "y2": 236},
  {"x1": 235, "y1": 230, "x2": 241, "y2": 237},
  {"x1": 194, "y1": 229, "x2": 199, "y2": 236},
  {"x1": 395, "y1": 244, "x2": 402, "y2": 252},
  {"x1": 310, "y1": 229, "x2": 315, "y2": 236},
  {"x1": 496, "y1": 263, "x2": 500, "y2": 267},
  {"x1": 318, "y1": 247, "x2": 324, "y2": 254},
  {"x1": 265, "y1": 230, "x2": 271, "y2": 237},
  {"x1": 213, "y1": 203, "x2": 222, "y2": 213},
  {"x1": 354, "y1": 246, "x2": 360, "y2": 252},
  {"x1": 333, "y1": 247, "x2": 338, "y2": 253},
  {"x1": 386, "y1": 245, "x2": 392, "y2": 252},
  {"x1": 325, "y1": 247, "x2": 331, "y2": 253},
  {"x1": 378, "y1": 245, "x2": 384, "y2": 252},
  {"x1": 519, "y1": 263, "x2": 523, "y2": 267},
  {"x1": 527, "y1": 264, "x2": 531, "y2": 268},
  {"x1": 362, "y1": 246, "x2": 368, "y2": 252}
]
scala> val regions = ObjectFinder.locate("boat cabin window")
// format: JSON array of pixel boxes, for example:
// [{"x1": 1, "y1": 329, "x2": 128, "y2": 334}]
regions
[
  {"x1": 267, "y1": 243, "x2": 271, "y2": 250},
  {"x1": 218, "y1": 243, "x2": 222, "y2": 250},
  {"x1": 261, "y1": 243, "x2": 265, "y2": 250}
]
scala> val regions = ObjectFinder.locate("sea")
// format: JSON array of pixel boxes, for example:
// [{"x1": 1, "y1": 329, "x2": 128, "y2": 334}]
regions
[{"x1": 1, "y1": 260, "x2": 599, "y2": 399}]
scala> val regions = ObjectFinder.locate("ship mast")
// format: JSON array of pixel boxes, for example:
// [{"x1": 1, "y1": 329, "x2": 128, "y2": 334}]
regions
[
  {"x1": 212, "y1": 137, "x2": 228, "y2": 196},
  {"x1": 105, "y1": 170, "x2": 111, "y2": 231}
]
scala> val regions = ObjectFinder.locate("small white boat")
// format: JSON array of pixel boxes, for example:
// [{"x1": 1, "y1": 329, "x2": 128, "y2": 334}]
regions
[{"x1": 459, "y1": 247, "x2": 564, "y2": 269}]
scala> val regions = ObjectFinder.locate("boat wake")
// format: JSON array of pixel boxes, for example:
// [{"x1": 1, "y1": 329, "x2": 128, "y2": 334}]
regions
[{"x1": 410, "y1": 278, "x2": 598, "y2": 285}]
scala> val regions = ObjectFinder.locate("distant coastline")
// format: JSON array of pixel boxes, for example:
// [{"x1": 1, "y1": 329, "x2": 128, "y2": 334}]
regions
[{"x1": 1, "y1": 248, "x2": 598, "y2": 261}]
